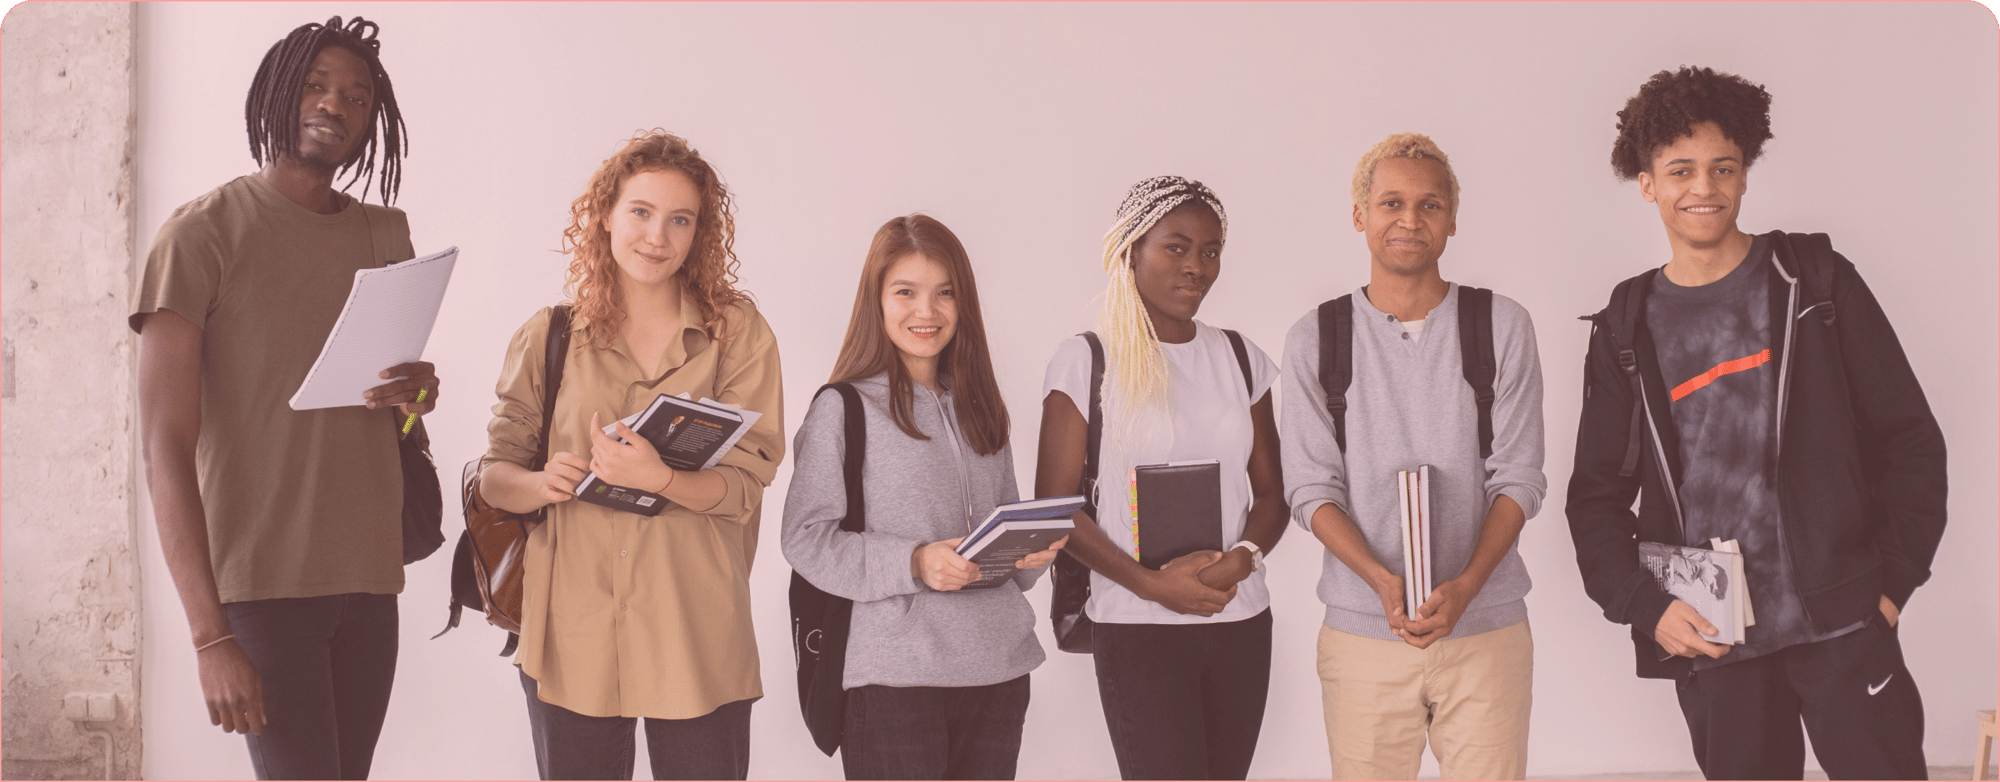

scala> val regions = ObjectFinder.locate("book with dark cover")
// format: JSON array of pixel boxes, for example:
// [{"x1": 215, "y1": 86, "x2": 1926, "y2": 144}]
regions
[
  {"x1": 953, "y1": 497, "x2": 1082, "y2": 591},
  {"x1": 1133, "y1": 460, "x2": 1224, "y2": 570},
  {"x1": 573, "y1": 393, "x2": 755, "y2": 515}
]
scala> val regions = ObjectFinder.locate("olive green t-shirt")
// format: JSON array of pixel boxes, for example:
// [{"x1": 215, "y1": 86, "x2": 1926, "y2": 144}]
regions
[{"x1": 132, "y1": 174, "x2": 413, "y2": 603}]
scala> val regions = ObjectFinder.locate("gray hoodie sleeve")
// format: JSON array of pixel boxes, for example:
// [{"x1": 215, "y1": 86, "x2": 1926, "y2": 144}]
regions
[
  {"x1": 1484, "y1": 295, "x2": 1547, "y2": 520},
  {"x1": 781, "y1": 389, "x2": 925, "y2": 603},
  {"x1": 1281, "y1": 309, "x2": 1351, "y2": 533}
]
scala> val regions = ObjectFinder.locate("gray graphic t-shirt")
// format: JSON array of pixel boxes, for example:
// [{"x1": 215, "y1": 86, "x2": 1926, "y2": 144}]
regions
[{"x1": 1646, "y1": 236, "x2": 1857, "y2": 668}]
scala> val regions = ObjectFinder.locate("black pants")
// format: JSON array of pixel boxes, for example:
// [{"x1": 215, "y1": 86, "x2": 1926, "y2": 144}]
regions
[
  {"x1": 1092, "y1": 609, "x2": 1272, "y2": 780},
  {"x1": 1676, "y1": 614, "x2": 1926, "y2": 780},
  {"x1": 518, "y1": 670, "x2": 753, "y2": 780},
  {"x1": 840, "y1": 674, "x2": 1032, "y2": 780},
  {"x1": 222, "y1": 593, "x2": 399, "y2": 781}
]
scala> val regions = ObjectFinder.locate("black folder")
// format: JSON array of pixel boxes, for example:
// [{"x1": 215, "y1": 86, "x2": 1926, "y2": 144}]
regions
[{"x1": 1134, "y1": 460, "x2": 1224, "y2": 570}]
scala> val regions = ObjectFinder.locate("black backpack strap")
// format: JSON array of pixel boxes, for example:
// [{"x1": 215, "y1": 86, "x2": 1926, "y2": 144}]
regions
[
  {"x1": 495, "y1": 305, "x2": 572, "y2": 657},
  {"x1": 1457, "y1": 287, "x2": 1497, "y2": 459},
  {"x1": 1606, "y1": 273, "x2": 1655, "y2": 479},
  {"x1": 1221, "y1": 329, "x2": 1255, "y2": 399},
  {"x1": 1079, "y1": 333, "x2": 1106, "y2": 499},
  {"x1": 1317, "y1": 295, "x2": 1354, "y2": 452},
  {"x1": 816, "y1": 383, "x2": 867, "y2": 533},
  {"x1": 533, "y1": 304, "x2": 574, "y2": 472}
]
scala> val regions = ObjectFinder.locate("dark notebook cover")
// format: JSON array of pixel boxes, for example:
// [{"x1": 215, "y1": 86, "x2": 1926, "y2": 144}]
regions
[
  {"x1": 574, "y1": 394, "x2": 746, "y2": 515},
  {"x1": 1134, "y1": 460, "x2": 1224, "y2": 570}
]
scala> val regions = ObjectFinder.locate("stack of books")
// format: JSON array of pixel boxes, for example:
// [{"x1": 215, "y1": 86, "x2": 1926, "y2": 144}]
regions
[
  {"x1": 953, "y1": 496, "x2": 1084, "y2": 590},
  {"x1": 1638, "y1": 538, "x2": 1755, "y2": 644},
  {"x1": 573, "y1": 393, "x2": 763, "y2": 515},
  {"x1": 1396, "y1": 466, "x2": 1434, "y2": 619}
]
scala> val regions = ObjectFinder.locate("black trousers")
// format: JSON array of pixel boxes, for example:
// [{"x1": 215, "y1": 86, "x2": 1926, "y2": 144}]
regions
[
  {"x1": 840, "y1": 674, "x2": 1032, "y2": 780},
  {"x1": 1676, "y1": 614, "x2": 1926, "y2": 780},
  {"x1": 222, "y1": 593, "x2": 399, "y2": 781},
  {"x1": 518, "y1": 669, "x2": 753, "y2": 780},
  {"x1": 1092, "y1": 609, "x2": 1272, "y2": 780}
]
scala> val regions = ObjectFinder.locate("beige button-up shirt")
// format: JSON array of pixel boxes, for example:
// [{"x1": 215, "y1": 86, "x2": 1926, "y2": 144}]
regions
[{"x1": 484, "y1": 297, "x2": 784, "y2": 719}]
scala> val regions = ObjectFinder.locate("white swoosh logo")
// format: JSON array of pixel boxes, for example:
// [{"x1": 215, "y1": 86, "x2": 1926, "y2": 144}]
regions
[{"x1": 1868, "y1": 674, "x2": 1894, "y2": 695}]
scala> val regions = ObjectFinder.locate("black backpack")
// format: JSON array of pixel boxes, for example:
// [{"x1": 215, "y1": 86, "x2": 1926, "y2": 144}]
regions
[
  {"x1": 1050, "y1": 329, "x2": 1255, "y2": 654},
  {"x1": 1317, "y1": 286, "x2": 1497, "y2": 457},
  {"x1": 1581, "y1": 231, "x2": 1838, "y2": 479},
  {"x1": 787, "y1": 383, "x2": 865, "y2": 756}
]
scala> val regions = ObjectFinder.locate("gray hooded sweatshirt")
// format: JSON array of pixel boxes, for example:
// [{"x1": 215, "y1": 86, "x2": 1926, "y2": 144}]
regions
[{"x1": 781, "y1": 374, "x2": 1045, "y2": 689}]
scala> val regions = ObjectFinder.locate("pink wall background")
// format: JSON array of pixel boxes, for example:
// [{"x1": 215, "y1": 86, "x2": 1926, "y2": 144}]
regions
[{"x1": 133, "y1": 3, "x2": 1997, "y2": 778}]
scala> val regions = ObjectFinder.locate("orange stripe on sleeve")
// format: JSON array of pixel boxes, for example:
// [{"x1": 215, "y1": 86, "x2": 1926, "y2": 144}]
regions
[{"x1": 1670, "y1": 349, "x2": 1773, "y2": 402}]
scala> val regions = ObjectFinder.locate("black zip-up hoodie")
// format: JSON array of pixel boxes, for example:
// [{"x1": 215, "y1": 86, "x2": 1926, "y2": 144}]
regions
[{"x1": 1566, "y1": 231, "x2": 1947, "y2": 680}]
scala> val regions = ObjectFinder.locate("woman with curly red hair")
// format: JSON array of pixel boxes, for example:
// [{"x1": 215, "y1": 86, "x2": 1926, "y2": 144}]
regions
[{"x1": 478, "y1": 130, "x2": 783, "y2": 780}]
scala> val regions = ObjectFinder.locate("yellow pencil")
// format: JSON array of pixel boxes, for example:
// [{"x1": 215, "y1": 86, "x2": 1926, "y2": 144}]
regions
[{"x1": 401, "y1": 388, "x2": 428, "y2": 435}]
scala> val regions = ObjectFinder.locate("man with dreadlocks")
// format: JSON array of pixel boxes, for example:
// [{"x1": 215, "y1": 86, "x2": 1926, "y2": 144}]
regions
[
  {"x1": 133, "y1": 16, "x2": 433, "y2": 780},
  {"x1": 1035, "y1": 176, "x2": 1288, "y2": 780},
  {"x1": 1567, "y1": 66, "x2": 1942, "y2": 779},
  {"x1": 1280, "y1": 132, "x2": 1545, "y2": 780}
]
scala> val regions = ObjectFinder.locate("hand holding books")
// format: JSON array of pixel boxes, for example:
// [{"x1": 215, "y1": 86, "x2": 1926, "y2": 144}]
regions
[
  {"x1": 585, "y1": 412, "x2": 677, "y2": 499},
  {"x1": 912, "y1": 538, "x2": 981, "y2": 591},
  {"x1": 573, "y1": 394, "x2": 763, "y2": 515}
]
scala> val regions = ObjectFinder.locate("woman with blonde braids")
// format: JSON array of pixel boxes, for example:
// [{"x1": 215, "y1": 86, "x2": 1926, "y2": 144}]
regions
[
  {"x1": 1034, "y1": 176, "x2": 1289, "y2": 780},
  {"x1": 478, "y1": 130, "x2": 783, "y2": 780}
]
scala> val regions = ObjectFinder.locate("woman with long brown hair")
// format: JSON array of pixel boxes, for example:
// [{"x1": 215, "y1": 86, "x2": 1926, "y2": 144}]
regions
[
  {"x1": 478, "y1": 130, "x2": 784, "y2": 780},
  {"x1": 782, "y1": 214, "x2": 1064, "y2": 780}
]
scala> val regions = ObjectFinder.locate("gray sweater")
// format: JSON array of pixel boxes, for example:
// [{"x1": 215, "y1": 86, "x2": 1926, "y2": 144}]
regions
[
  {"x1": 1280, "y1": 284, "x2": 1546, "y2": 641},
  {"x1": 780, "y1": 374, "x2": 1045, "y2": 689}
]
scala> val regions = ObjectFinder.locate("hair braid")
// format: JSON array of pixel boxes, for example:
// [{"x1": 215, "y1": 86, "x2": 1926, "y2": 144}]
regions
[{"x1": 1096, "y1": 175, "x2": 1227, "y2": 427}]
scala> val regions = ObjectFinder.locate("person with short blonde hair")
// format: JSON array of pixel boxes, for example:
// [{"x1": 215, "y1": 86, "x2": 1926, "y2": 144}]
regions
[{"x1": 1284, "y1": 132, "x2": 1544, "y2": 779}]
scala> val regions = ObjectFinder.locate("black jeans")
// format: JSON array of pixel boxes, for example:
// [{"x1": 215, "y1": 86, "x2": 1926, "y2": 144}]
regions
[
  {"x1": 840, "y1": 674, "x2": 1032, "y2": 780},
  {"x1": 1092, "y1": 609, "x2": 1272, "y2": 780},
  {"x1": 518, "y1": 670, "x2": 753, "y2": 780},
  {"x1": 222, "y1": 593, "x2": 399, "y2": 780},
  {"x1": 1676, "y1": 613, "x2": 1927, "y2": 780}
]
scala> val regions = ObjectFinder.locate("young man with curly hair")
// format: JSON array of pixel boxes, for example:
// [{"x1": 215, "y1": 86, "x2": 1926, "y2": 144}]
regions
[
  {"x1": 1566, "y1": 66, "x2": 1945, "y2": 779},
  {"x1": 134, "y1": 17, "x2": 434, "y2": 779}
]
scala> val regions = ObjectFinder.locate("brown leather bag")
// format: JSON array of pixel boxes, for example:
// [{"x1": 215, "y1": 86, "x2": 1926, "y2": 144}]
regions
[{"x1": 438, "y1": 305, "x2": 572, "y2": 654}]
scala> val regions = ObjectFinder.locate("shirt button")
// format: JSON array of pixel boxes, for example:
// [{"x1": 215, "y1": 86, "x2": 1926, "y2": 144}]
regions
[
  {"x1": 1401, "y1": 332, "x2": 1410, "y2": 340},
  {"x1": 1386, "y1": 314, "x2": 1395, "y2": 321}
]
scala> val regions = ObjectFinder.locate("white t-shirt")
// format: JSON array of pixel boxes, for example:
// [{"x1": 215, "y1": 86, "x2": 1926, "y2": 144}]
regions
[{"x1": 1041, "y1": 321, "x2": 1280, "y2": 624}]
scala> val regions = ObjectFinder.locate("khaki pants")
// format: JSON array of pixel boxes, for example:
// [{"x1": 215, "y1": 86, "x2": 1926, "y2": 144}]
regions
[{"x1": 1316, "y1": 619, "x2": 1533, "y2": 780}]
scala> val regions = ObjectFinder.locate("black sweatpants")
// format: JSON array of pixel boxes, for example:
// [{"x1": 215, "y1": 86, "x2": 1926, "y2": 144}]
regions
[
  {"x1": 1092, "y1": 609, "x2": 1272, "y2": 781},
  {"x1": 1675, "y1": 613, "x2": 1926, "y2": 780}
]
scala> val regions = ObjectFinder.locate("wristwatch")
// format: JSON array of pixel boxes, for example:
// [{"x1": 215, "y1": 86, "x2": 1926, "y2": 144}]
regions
[{"x1": 1230, "y1": 540, "x2": 1265, "y2": 573}]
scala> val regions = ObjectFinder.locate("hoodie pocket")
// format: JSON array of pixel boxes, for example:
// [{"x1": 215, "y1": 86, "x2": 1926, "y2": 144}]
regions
[{"x1": 1788, "y1": 453, "x2": 1872, "y2": 590}]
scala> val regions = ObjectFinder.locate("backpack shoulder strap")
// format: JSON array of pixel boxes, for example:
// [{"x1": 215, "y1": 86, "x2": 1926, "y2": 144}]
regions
[
  {"x1": 816, "y1": 383, "x2": 867, "y2": 533},
  {"x1": 1603, "y1": 272, "x2": 1654, "y2": 479},
  {"x1": 1317, "y1": 295, "x2": 1354, "y2": 452},
  {"x1": 1079, "y1": 333, "x2": 1106, "y2": 499},
  {"x1": 1456, "y1": 287, "x2": 1497, "y2": 459},
  {"x1": 533, "y1": 304, "x2": 574, "y2": 472},
  {"x1": 1221, "y1": 328, "x2": 1255, "y2": 399}
]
